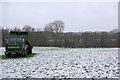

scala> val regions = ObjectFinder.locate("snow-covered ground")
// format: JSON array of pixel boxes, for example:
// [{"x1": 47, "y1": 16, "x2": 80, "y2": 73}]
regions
[
  {"x1": 1, "y1": 47, "x2": 119, "y2": 78},
  {"x1": 0, "y1": 47, "x2": 4, "y2": 55}
]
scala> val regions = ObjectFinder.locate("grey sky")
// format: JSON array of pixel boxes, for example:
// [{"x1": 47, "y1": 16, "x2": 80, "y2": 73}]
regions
[{"x1": 2, "y1": 2, "x2": 118, "y2": 32}]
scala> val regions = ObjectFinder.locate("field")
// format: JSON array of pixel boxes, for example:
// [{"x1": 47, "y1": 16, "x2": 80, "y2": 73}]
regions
[{"x1": 0, "y1": 47, "x2": 119, "y2": 78}]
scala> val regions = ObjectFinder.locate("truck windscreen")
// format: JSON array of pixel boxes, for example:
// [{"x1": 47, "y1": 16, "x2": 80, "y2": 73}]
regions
[{"x1": 6, "y1": 37, "x2": 22, "y2": 44}]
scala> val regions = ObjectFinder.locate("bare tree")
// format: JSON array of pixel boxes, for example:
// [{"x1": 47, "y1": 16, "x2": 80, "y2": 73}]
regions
[
  {"x1": 22, "y1": 25, "x2": 35, "y2": 32},
  {"x1": 12, "y1": 27, "x2": 21, "y2": 31},
  {"x1": 44, "y1": 23, "x2": 54, "y2": 32},
  {"x1": 52, "y1": 20, "x2": 64, "y2": 33},
  {"x1": 44, "y1": 20, "x2": 64, "y2": 46}
]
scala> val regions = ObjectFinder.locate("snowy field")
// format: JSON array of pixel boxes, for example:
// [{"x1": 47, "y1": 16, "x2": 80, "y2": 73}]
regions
[{"x1": 1, "y1": 47, "x2": 119, "y2": 78}]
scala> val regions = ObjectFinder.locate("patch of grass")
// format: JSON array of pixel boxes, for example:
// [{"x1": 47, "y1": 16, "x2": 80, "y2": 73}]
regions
[{"x1": 1, "y1": 53, "x2": 37, "y2": 60}]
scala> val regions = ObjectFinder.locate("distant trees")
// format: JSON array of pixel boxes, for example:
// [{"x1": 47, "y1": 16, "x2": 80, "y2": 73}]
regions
[
  {"x1": 44, "y1": 20, "x2": 64, "y2": 46},
  {"x1": 1, "y1": 28, "x2": 10, "y2": 46},
  {"x1": 1, "y1": 23, "x2": 119, "y2": 48},
  {"x1": 22, "y1": 25, "x2": 35, "y2": 32},
  {"x1": 0, "y1": 27, "x2": 2, "y2": 47},
  {"x1": 81, "y1": 32, "x2": 91, "y2": 47},
  {"x1": 12, "y1": 27, "x2": 21, "y2": 31}
]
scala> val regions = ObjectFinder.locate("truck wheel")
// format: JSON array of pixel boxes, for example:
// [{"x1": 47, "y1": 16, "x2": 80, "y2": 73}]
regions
[
  {"x1": 29, "y1": 49, "x2": 32, "y2": 54},
  {"x1": 23, "y1": 51, "x2": 27, "y2": 57},
  {"x1": 6, "y1": 55, "x2": 11, "y2": 57}
]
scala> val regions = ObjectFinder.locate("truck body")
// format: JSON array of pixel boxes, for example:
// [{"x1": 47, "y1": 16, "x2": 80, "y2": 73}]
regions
[{"x1": 5, "y1": 31, "x2": 33, "y2": 57}]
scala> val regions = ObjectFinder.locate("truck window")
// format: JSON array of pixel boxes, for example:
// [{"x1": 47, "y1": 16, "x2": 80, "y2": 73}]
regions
[{"x1": 6, "y1": 37, "x2": 22, "y2": 44}]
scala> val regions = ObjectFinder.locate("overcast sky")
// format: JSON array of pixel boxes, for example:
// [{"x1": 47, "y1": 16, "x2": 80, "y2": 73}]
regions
[{"x1": 2, "y1": 2, "x2": 118, "y2": 32}]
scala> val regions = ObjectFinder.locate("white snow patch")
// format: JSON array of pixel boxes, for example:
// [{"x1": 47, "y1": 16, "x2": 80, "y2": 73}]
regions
[{"x1": 1, "y1": 47, "x2": 119, "y2": 78}]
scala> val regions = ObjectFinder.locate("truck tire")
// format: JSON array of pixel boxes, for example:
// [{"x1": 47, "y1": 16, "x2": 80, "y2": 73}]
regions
[
  {"x1": 30, "y1": 49, "x2": 32, "y2": 54},
  {"x1": 23, "y1": 52, "x2": 26, "y2": 57},
  {"x1": 6, "y1": 55, "x2": 11, "y2": 57},
  {"x1": 23, "y1": 51, "x2": 27, "y2": 57},
  {"x1": 28, "y1": 49, "x2": 32, "y2": 54}
]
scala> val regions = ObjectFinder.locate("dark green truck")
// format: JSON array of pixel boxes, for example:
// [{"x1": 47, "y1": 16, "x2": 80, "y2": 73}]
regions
[{"x1": 5, "y1": 31, "x2": 33, "y2": 57}]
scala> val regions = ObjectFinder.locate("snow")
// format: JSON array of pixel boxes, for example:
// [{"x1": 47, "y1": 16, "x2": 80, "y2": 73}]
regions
[
  {"x1": 0, "y1": 47, "x2": 5, "y2": 55},
  {"x1": 0, "y1": 47, "x2": 119, "y2": 78}
]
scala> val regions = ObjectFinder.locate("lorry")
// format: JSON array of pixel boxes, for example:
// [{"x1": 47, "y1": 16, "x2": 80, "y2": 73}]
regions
[{"x1": 5, "y1": 31, "x2": 33, "y2": 57}]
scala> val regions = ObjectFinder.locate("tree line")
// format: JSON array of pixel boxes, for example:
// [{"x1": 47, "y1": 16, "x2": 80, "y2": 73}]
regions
[{"x1": 1, "y1": 20, "x2": 120, "y2": 48}]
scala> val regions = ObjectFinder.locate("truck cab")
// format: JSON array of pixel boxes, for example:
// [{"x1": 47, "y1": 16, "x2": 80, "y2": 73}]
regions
[{"x1": 5, "y1": 31, "x2": 33, "y2": 57}]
